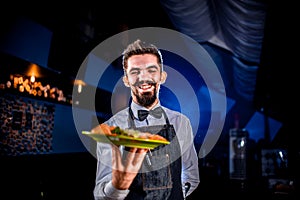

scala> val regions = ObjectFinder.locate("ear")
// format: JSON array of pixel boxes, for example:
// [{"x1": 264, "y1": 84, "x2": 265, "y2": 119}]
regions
[
  {"x1": 122, "y1": 75, "x2": 130, "y2": 87},
  {"x1": 160, "y1": 71, "x2": 167, "y2": 84}
]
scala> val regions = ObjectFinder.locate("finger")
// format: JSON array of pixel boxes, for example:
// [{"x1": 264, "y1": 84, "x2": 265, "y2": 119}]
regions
[
  {"x1": 125, "y1": 148, "x2": 137, "y2": 164},
  {"x1": 126, "y1": 147, "x2": 148, "y2": 153},
  {"x1": 111, "y1": 144, "x2": 123, "y2": 170},
  {"x1": 136, "y1": 148, "x2": 149, "y2": 154},
  {"x1": 126, "y1": 148, "x2": 147, "y2": 166},
  {"x1": 128, "y1": 147, "x2": 137, "y2": 153},
  {"x1": 132, "y1": 149, "x2": 147, "y2": 166},
  {"x1": 124, "y1": 148, "x2": 141, "y2": 171}
]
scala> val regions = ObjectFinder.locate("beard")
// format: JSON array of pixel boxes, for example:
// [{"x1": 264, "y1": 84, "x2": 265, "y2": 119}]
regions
[{"x1": 133, "y1": 86, "x2": 157, "y2": 107}]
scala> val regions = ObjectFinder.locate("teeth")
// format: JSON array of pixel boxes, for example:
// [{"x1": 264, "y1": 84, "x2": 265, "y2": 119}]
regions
[{"x1": 140, "y1": 85, "x2": 151, "y2": 89}]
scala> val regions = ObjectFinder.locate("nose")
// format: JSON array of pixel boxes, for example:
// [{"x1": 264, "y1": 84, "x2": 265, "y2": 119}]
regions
[{"x1": 137, "y1": 69, "x2": 149, "y2": 80}]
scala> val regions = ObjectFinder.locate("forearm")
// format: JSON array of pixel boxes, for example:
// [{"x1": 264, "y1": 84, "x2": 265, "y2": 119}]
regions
[
  {"x1": 182, "y1": 166, "x2": 200, "y2": 197},
  {"x1": 181, "y1": 147, "x2": 200, "y2": 196},
  {"x1": 94, "y1": 143, "x2": 129, "y2": 200}
]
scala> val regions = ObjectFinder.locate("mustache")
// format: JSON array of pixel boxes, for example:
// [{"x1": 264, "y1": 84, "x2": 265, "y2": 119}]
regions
[{"x1": 133, "y1": 80, "x2": 156, "y2": 87}]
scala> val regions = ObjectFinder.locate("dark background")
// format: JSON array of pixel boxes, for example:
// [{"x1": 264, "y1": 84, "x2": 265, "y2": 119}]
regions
[{"x1": 0, "y1": 1, "x2": 298, "y2": 199}]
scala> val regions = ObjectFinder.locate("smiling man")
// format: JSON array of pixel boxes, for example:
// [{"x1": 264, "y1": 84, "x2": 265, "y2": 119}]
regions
[{"x1": 93, "y1": 39, "x2": 200, "y2": 200}]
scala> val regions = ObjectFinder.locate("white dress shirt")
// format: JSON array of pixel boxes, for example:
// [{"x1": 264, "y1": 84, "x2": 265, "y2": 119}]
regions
[{"x1": 93, "y1": 101, "x2": 200, "y2": 199}]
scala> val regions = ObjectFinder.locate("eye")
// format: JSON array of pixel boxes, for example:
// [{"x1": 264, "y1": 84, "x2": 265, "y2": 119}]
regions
[
  {"x1": 148, "y1": 69, "x2": 158, "y2": 73},
  {"x1": 147, "y1": 65, "x2": 159, "y2": 73},
  {"x1": 129, "y1": 70, "x2": 139, "y2": 75}
]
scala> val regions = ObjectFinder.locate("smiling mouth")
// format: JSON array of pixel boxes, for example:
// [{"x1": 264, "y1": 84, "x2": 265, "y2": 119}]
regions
[
  {"x1": 134, "y1": 81, "x2": 156, "y2": 92},
  {"x1": 138, "y1": 84, "x2": 153, "y2": 92}
]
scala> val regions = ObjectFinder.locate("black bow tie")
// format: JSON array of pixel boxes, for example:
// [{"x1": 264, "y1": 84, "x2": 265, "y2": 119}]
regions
[{"x1": 138, "y1": 107, "x2": 163, "y2": 121}]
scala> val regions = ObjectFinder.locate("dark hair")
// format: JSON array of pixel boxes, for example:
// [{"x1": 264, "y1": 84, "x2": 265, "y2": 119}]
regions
[{"x1": 122, "y1": 39, "x2": 163, "y2": 73}]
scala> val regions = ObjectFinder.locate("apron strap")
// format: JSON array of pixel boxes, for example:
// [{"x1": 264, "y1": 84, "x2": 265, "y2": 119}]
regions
[{"x1": 128, "y1": 107, "x2": 136, "y2": 128}]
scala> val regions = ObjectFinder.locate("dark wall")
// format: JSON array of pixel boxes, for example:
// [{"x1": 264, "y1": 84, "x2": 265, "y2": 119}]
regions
[
  {"x1": 0, "y1": 152, "x2": 97, "y2": 200},
  {"x1": 0, "y1": 16, "x2": 52, "y2": 69}
]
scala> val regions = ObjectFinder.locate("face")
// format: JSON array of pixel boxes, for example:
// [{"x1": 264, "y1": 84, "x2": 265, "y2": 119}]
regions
[{"x1": 123, "y1": 54, "x2": 167, "y2": 109}]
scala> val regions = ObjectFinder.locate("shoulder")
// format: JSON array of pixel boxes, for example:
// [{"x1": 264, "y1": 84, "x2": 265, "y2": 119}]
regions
[
  {"x1": 162, "y1": 106, "x2": 190, "y2": 123},
  {"x1": 105, "y1": 107, "x2": 129, "y2": 127}
]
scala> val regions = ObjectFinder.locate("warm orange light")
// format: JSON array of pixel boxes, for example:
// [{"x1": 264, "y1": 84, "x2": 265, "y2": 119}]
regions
[
  {"x1": 27, "y1": 63, "x2": 40, "y2": 79},
  {"x1": 30, "y1": 75, "x2": 35, "y2": 83},
  {"x1": 19, "y1": 85, "x2": 24, "y2": 92},
  {"x1": 74, "y1": 79, "x2": 86, "y2": 86},
  {"x1": 74, "y1": 79, "x2": 86, "y2": 93},
  {"x1": 18, "y1": 77, "x2": 23, "y2": 84}
]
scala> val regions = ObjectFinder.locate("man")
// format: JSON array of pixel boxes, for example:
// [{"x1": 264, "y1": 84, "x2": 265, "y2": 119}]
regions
[{"x1": 93, "y1": 39, "x2": 200, "y2": 199}]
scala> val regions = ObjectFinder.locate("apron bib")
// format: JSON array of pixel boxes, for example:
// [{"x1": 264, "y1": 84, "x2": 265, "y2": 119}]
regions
[{"x1": 124, "y1": 108, "x2": 184, "y2": 200}]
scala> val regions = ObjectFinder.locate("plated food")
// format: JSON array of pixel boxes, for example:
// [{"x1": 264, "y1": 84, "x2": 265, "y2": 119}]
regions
[{"x1": 82, "y1": 123, "x2": 170, "y2": 149}]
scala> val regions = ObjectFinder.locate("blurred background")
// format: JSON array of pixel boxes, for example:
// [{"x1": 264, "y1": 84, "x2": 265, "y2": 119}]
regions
[{"x1": 0, "y1": 1, "x2": 298, "y2": 199}]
